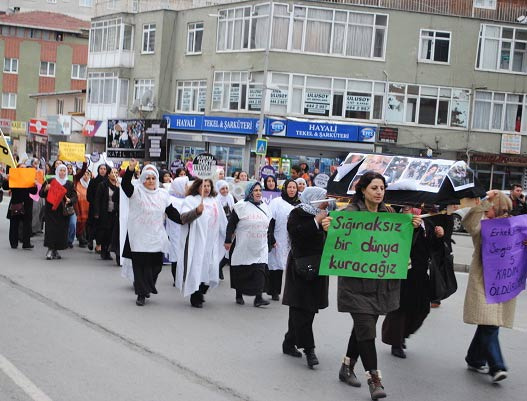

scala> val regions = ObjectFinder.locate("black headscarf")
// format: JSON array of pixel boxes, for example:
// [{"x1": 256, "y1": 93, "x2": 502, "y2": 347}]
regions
[
  {"x1": 244, "y1": 182, "x2": 263, "y2": 205},
  {"x1": 264, "y1": 175, "x2": 280, "y2": 192},
  {"x1": 281, "y1": 179, "x2": 300, "y2": 205}
]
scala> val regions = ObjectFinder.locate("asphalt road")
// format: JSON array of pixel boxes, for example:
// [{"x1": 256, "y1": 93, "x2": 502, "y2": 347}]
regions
[{"x1": 0, "y1": 200, "x2": 525, "y2": 401}]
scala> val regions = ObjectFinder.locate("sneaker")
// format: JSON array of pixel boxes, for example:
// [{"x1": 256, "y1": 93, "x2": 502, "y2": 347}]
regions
[
  {"x1": 492, "y1": 370, "x2": 508, "y2": 383},
  {"x1": 467, "y1": 364, "x2": 489, "y2": 374}
]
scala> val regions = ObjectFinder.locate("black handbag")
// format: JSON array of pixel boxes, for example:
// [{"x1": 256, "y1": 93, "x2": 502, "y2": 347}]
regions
[
  {"x1": 63, "y1": 202, "x2": 75, "y2": 217},
  {"x1": 293, "y1": 254, "x2": 321, "y2": 281},
  {"x1": 9, "y1": 202, "x2": 25, "y2": 216},
  {"x1": 429, "y1": 242, "x2": 457, "y2": 301}
]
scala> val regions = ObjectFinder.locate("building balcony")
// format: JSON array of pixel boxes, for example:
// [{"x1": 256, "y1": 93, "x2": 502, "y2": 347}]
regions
[
  {"x1": 86, "y1": 103, "x2": 128, "y2": 121},
  {"x1": 88, "y1": 50, "x2": 134, "y2": 69}
]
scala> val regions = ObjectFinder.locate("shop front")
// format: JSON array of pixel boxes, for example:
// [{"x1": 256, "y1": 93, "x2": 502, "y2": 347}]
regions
[{"x1": 163, "y1": 114, "x2": 255, "y2": 177}]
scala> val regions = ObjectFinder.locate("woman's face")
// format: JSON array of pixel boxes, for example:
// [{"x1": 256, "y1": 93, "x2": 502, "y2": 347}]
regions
[
  {"x1": 67, "y1": 165, "x2": 73, "y2": 174},
  {"x1": 83, "y1": 171, "x2": 91, "y2": 181},
  {"x1": 239, "y1": 171, "x2": 248, "y2": 181},
  {"x1": 143, "y1": 174, "x2": 157, "y2": 190},
  {"x1": 266, "y1": 177, "x2": 276, "y2": 190},
  {"x1": 98, "y1": 165, "x2": 107, "y2": 177},
  {"x1": 218, "y1": 170, "x2": 225, "y2": 180},
  {"x1": 252, "y1": 185, "x2": 262, "y2": 202},
  {"x1": 178, "y1": 170, "x2": 187, "y2": 177},
  {"x1": 162, "y1": 173, "x2": 172, "y2": 183},
  {"x1": 362, "y1": 178, "x2": 385, "y2": 206},
  {"x1": 200, "y1": 180, "x2": 211, "y2": 197},
  {"x1": 286, "y1": 182, "x2": 297, "y2": 198},
  {"x1": 58, "y1": 168, "x2": 67, "y2": 179},
  {"x1": 427, "y1": 166, "x2": 438, "y2": 175},
  {"x1": 220, "y1": 186, "x2": 229, "y2": 197},
  {"x1": 485, "y1": 206, "x2": 496, "y2": 219},
  {"x1": 297, "y1": 181, "x2": 306, "y2": 192},
  {"x1": 109, "y1": 168, "x2": 119, "y2": 182}
]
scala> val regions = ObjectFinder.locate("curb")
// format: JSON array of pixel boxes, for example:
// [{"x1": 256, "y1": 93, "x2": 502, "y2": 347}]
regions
[{"x1": 454, "y1": 263, "x2": 470, "y2": 273}]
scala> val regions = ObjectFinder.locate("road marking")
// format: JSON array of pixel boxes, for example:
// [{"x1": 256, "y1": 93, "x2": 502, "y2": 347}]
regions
[{"x1": 0, "y1": 353, "x2": 54, "y2": 401}]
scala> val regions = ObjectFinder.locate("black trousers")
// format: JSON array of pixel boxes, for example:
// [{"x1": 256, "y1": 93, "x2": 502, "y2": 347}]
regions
[
  {"x1": 96, "y1": 212, "x2": 117, "y2": 252},
  {"x1": 267, "y1": 270, "x2": 283, "y2": 296},
  {"x1": 284, "y1": 307, "x2": 316, "y2": 350},
  {"x1": 131, "y1": 252, "x2": 163, "y2": 297},
  {"x1": 9, "y1": 213, "x2": 32, "y2": 248},
  {"x1": 381, "y1": 309, "x2": 429, "y2": 346},
  {"x1": 346, "y1": 313, "x2": 379, "y2": 371}
]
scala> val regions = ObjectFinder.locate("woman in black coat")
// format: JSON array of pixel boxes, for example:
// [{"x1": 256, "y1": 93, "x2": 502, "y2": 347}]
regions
[
  {"x1": 93, "y1": 167, "x2": 120, "y2": 260},
  {"x1": 39, "y1": 164, "x2": 77, "y2": 260},
  {"x1": 2, "y1": 165, "x2": 38, "y2": 249},
  {"x1": 86, "y1": 164, "x2": 108, "y2": 251},
  {"x1": 282, "y1": 186, "x2": 329, "y2": 369}
]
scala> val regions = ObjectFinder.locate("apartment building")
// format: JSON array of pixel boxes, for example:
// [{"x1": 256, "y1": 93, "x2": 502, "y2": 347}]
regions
[
  {"x1": 0, "y1": 11, "x2": 89, "y2": 158},
  {"x1": 86, "y1": 0, "x2": 527, "y2": 188},
  {"x1": 1, "y1": 0, "x2": 96, "y2": 21}
]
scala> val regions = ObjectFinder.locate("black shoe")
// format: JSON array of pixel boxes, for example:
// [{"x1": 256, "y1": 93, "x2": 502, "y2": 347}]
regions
[
  {"x1": 272, "y1": 294, "x2": 280, "y2": 301},
  {"x1": 145, "y1": 294, "x2": 150, "y2": 298},
  {"x1": 22, "y1": 243, "x2": 34, "y2": 249},
  {"x1": 52, "y1": 250, "x2": 61, "y2": 260},
  {"x1": 236, "y1": 296, "x2": 245, "y2": 305},
  {"x1": 391, "y1": 346, "x2": 406, "y2": 359},
  {"x1": 87, "y1": 241, "x2": 93, "y2": 251},
  {"x1": 136, "y1": 296, "x2": 146, "y2": 306},
  {"x1": 190, "y1": 291, "x2": 203, "y2": 308},
  {"x1": 101, "y1": 252, "x2": 113, "y2": 261},
  {"x1": 254, "y1": 297, "x2": 270, "y2": 307},
  {"x1": 304, "y1": 348, "x2": 319, "y2": 368},
  {"x1": 68, "y1": 243, "x2": 73, "y2": 249},
  {"x1": 79, "y1": 242, "x2": 87, "y2": 248},
  {"x1": 282, "y1": 342, "x2": 302, "y2": 358}
]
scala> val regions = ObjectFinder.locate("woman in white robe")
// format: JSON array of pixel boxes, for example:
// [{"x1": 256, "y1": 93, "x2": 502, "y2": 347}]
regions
[
  {"x1": 167, "y1": 176, "x2": 189, "y2": 286},
  {"x1": 216, "y1": 179, "x2": 235, "y2": 280},
  {"x1": 176, "y1": 178, "x2": 227, "y2": 308},
  {"x1": 267, "y1": 179, "x2": 300, "y2": 301}
]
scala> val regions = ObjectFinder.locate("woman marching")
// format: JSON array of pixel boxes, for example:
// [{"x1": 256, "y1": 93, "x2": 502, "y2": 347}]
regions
[
  {"x1": 121, "y1": 160, "x2": 202, "y2": 306},
  {"x1": 86, "y1": 164, "x2": 108, "y2": 252},
  {"x1": 93, "y1": 167, "x2": 120, "y2": 261},
  {"x1": 74, "y1": 167, "x2": 91, "y2": 248},
  {"x1": 462, "y1": 190, "x2": 516, "y2": 382},
  {"x1": 215, "y1": 180, "x2": 235, "y2": 280},
  {"x1": 264, "y1": 175, "x2": 280, "y2": 192},
  {"x1": 282, "y1": 186, "x2": 330, "y2": 369},
  {"x1": 267, "y1": 179, "x2": 300, "y2": 301},
  {"x1": 330, "y1": 171, "x2": 420, "y2": 400},
  {"x1": 225, "y1": 182, "x2": 272, "y2": 307},
  {"x1": 167, "y1": 175, "x2": 189, "y2": 286},
  {"x1": 176, "y1": 178, "x2": 227, "y2": 308},
  {"x1": 39, "y1": 164, "x2": 78, "y2": 260}
]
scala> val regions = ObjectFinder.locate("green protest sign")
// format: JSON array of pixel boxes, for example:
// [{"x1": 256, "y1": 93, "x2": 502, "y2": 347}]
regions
[
  {"x1": 319, "y1": 211, "x2": 413, "y2": 279},
  {"x1": 45, "y1": 174, "x2": 74, "y2": 182}
]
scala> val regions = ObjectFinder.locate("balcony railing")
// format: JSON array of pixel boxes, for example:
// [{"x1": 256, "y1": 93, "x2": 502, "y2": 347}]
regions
[{"x1": 94, "y1": 0, "x2": 234, "y2": 16}]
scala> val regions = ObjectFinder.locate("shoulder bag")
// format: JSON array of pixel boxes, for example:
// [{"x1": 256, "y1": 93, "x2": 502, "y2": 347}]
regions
[
  {"x1": 9, "y1": 202, "x2": 25, "y2": 216},
  {"x1": 293, "y1": 254, "x2": 321, "y2": 281}
]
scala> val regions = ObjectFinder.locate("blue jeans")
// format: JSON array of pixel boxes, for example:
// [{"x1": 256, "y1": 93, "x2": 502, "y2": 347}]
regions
[
  {"x1": 68, "y1": 213, "x2": 77, "y2": 246},
  {"x1": 466, "y1": 325, "x2": 507, "y2": 374}
]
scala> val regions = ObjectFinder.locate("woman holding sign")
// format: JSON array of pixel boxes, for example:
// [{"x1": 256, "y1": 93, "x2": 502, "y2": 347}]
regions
[
  {"x1": 39, "y1": 164, "x2": 77, "y2": 260},
  {"x1": 462, "y1": 190, "x2": 514, "y2": 383},
  {"x1": 327, "y1": 171, "x2": 421, "y2": 400},
  {"x1": 225, "y1": 182, "x2": 272, "y2": 307},
  {"x1": 282, "y1": 186, "x2": 329, "y2": 369}
]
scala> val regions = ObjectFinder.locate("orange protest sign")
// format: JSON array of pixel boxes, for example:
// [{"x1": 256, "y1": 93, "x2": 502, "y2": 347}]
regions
[
  {"x1": 36, "y1": 170, "x2": 45, "y2": 184},
  {"x1": 8, "y1": 168, "x2": 37, "y2": 188}
]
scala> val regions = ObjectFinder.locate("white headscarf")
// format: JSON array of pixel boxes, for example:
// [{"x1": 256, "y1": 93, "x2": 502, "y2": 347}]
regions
[
  {"x1": 55, "y1": 164, "x2": 68, "y2": 186},
  {"x1": 79, "y1": 172, "x2": 90, "y2": 189},
  {"x1": 295, "y1": 177, "x2": 307, "y2": 186},
  {"x1": 170, "y1": 176, "x2": 189, "y2": 198},
  {"x1": 297, "y1": 187, "x2": 327, "y2": 216},
  {"x1": 139, "y1": 165, "x2": 159, "y2": 192},
  {"x1": 215, "y1": 179, "x2": 235, "y2": 209}
]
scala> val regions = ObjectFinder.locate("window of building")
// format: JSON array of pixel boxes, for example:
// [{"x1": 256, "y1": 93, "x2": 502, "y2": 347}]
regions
[
  {"x1": 3, "y1": 58, "x2": 18, "y2": 74},
  {"x1": 74, "y1": 97, "x2": 84, "y2": 113},
  {"x1": 71, "y1": 64, "x2": 87, "y2": 80},
  {"x1": 474, "y1": 0, "x2": 497, "y2": 10},
  {"x1": 176, "y1": 80, "x2": 207, "y2": 112},
  {"x1": 212, "y1": 71, "x2": 251, "y2": 111},
  {"x1": 134, "y1": 79, "x2": 155, "y2": 102},
  {"x1": 79, "y1": 0, "x2": 94, "y2": 7},
  {"x1": 88, "y1": 72, "x2": 120, "y2": 104},
  {"x1": 56, "y1": 99, "x2": 64, "y2": 114},
  {"x1": 16, "y1": 27, "x2": 25, "y2": 38},
  {"x1": 473, "y1": 90, "x2": 527, "y2": 132},
  {"x1": 107, "y1": 0, "x2": 117, "y2": 9},
  {"x1": 90, "y1": 18, "x2": 133, "y2": 53},
  {"x1": 30, "y1": 29, "x2": 42, "y2": 39},
  {"x1": 40, "y1": 61, "x2": 56, "y2": 77},
  {"x1": 386, "y1": 83, "x2": 469, "y2": 128},
  {"x1": 120, "y1": 79, "x2": 129, "y2": 106},
  {"x1": 1, "y1": 93, "x2": 17, "y2": 109},
  {"x1": 419, "y1": 30, "x2": 451, "y2": 63},
  {"x1": 187, "y1": 22, "x2": 204, "y2": 54},
  {"x1": 477, "y1": 24, "x2": 527, "y2": 74},
  {"x1": 142, "y1": 24, "x2": 156, "y2": 54},
  {"x1": 216, "y1": 3, "x2": 387, "y2": 60}
]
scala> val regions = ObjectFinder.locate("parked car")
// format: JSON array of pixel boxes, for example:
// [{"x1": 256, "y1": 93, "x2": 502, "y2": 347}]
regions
[{"x1": 452, "y1": 207, "x2": 470, "y2": 232}]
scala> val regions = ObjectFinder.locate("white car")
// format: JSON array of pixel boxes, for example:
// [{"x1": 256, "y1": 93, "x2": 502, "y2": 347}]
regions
[{"x1": 452, "y1": 207, "x2": 470, "y2": 232}]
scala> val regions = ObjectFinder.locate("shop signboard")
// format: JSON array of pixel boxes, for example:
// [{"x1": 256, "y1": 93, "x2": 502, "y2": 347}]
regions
[
  {"x1": 82, "y1": 120, "x2": 103, "y2": 137},
  {"x1": 11, "y1": 121, "x2": 27, "y2": 135},
  {"x1": 107, "y1": 119, "x2": 167, "y2": 160},
  {"x1": 501, "y1": 133, "x2": 521, "y2": 155},
  {"x1": 346, "y1": 95, "x2": 371, "y2": 112},
  {"x1": 212, "y1": 86, "x2": 222, "y2": 103},
  {"x1": 248, "y1": 87, "x2": 262, "y2": 110},
  {"x1": 0, "y1": 118, "x2": 11, "y2": 134},
  {"x1": 270, "y1": 89, "x2": 288, "y2": 106},
  {"x1": 304, "y1": 91, "x2": 330, "y2": 115},
  {"x1": 378, "y1": 127, "x2": 399, "y2": 144},
  {"x1": 163, "y1": 114, "x2": 258, "y2": 135},
  {"x1": 29, "y1": 119, "x2": 48, "y2": 136},
  {"x1": 229, "y1": 86, "x2": 240, "y2": 103},
  {"x1": 47, "y1": 115, "x2": 72, "y2": 136}
]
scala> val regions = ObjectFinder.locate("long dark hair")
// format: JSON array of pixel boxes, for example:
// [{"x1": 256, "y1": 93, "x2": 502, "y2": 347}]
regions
[
  {"x1": 186, "y1": 178, "x2": 217, "y2": 197},
  {"x1": 353, "y1": 171, "x2": 387, "y2": 204}
]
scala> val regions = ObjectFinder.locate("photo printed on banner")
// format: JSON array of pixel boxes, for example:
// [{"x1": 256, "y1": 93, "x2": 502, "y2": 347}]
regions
[
  {"x1": 417, "y1": 160, "x2": 454, "y2": 193},
  {"x1": 347, "y1": 174, "x2": 363, "y2": 195},
  {"x1": 447, "y1": 161, "x2": 475, "y2": 191},
  {"x1": 334, "y1": 153, "x2": 365, "y2": 182},
  {"x1": 383, "y1": 156, "x2": 410, "y2": 185},
  {"x1": 357, "y1": 154, "x2": 393, "y2": 175}
]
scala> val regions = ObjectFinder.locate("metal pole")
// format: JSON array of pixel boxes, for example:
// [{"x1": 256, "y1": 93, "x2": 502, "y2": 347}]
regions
[{"x1": 255, "y1": 0, "x2": 273, "y2": 180}]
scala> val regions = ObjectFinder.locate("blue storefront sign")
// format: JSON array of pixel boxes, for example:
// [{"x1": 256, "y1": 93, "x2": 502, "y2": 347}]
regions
[
  {"x1": 266, "y1": 118, "x2": 376, "y2": 143},
  {"x1": 163, "y1": 114, "x2": 258, "y2": 135}
]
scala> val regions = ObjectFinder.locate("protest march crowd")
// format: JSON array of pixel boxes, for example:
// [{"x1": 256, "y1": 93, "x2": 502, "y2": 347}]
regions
[{"x1": 0, "y1": 153, "x2": 524, "y2": 401}]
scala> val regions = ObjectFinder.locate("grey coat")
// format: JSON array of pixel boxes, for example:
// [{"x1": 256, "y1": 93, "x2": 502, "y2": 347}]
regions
[{"x1": 337, "y1": 200, "x2": 401, "y2": 315}]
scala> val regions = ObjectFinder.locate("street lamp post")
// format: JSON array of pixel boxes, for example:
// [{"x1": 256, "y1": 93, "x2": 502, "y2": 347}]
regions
[{"x1": 255, "y1": 1, "x2": 273, "y2": 180}]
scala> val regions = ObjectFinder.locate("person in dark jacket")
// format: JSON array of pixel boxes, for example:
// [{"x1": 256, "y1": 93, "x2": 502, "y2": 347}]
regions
[
  {"x1": 39, "y1": 164, "x2": 78, "y2": 260},
  {"x1": 282, "y1": 186, "x2": 329, "y2": 369},
  {"x1": 327, "y1": 171, "x2": 420, "y2": 400},
  {"x1": 2, "y1": 164, "x2": 38, "y2": 249},
  {"x1": 509, "y1": 183, "x2": 527, "y2": 216},
  {"x1": 381, "y1": 206, "x2": 444, "y2": 358},
  {"x1": 86, "y1": 164, "x2": 108, "y2": 252},
  {"x1": 93, "y1": 167, "x2": 120, "y2": 260}
]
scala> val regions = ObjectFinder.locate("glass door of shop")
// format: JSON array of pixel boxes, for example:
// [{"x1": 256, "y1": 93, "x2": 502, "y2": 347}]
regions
[
  {"x1": 169, "y1": 142, "x2": 206, "y2": 170},
  {"x1": 209, "y1": 145, "x2": 244, "y2": 178}
]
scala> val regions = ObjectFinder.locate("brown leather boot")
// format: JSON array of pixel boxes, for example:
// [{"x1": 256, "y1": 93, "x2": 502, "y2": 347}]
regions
[
  {"x1": 367, "y1": 370, "x2": 386, "y2": 400},
  {"x1": 339, "y1": 356, "x2": 361, "y2": 387}
]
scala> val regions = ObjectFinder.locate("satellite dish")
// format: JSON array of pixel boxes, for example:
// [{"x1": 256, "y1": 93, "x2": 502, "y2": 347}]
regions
[
  {"x1": 130, "y1": 99, "x2": 140, "y2": 113},
  {"x1": 141, "y1": 89, "x2": 153, "y2": 107}
]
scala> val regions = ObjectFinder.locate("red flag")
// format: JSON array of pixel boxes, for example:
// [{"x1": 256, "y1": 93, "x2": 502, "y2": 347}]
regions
[{"x1": 46, "y1": 179, "x2": 67, "y2": 210}]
